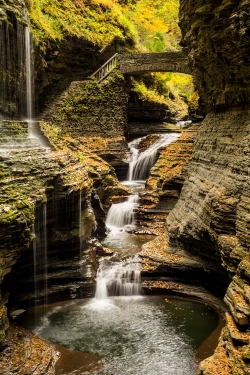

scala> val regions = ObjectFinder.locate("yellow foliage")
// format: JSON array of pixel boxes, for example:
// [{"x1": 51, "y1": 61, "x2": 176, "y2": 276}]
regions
[{"x1": 27, "y1": 0, "x2": 138, "y2": 46}]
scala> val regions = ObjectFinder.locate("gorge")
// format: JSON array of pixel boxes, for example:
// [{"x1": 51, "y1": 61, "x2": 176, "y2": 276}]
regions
[{"x1": 0, "y1": 0, "x2": 250, "y2": 375}]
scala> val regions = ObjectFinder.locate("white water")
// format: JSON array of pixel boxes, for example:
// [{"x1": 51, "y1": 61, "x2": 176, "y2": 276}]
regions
[
  {"x1": 33, "y1": 203, "x2": 48, "y2": 307},
  {"x1": 96, "y1": 134, "x2": 180, "y2": 302},
  {"x1": 97, "y1": 195, "x2": 141, "y2": 300},
  {"x1": 176, "y1": 120, "x2": 192, "y2": 128},
  {"x1": 106, "y1": 194, "x2": 139, "y2": 234},
  {"x1": 25, "y1": 26, "x2": 33, "y2": 123},
  {"x1": 127, "y1": 137, "x2": 146, "y2": 181},
  {"x1": 95, "y1": 257, "x2": 141, "y2": 300},
  {"x1": 127, "y1": 133, "x2": 180, "y2": 181}
]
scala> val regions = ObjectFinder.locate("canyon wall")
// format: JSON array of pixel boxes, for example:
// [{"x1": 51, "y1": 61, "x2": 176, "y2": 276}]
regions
[{"x1": 165, "y1": 1, "x2": 250, "y2": 373}]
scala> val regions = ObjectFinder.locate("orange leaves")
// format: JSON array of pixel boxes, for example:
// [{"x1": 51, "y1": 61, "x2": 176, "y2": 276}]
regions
[
  {"x1": 146, "y1": 127, "x2": 197, "y2": 192},
  {"x1": 142, "y1": 280, "x2": 184, "y2": 290}
]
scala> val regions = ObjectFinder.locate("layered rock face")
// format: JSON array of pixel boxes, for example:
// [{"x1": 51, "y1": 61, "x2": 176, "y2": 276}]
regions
[
  {"x1": 166, "y1": 0, "x2": 250, "y2": 373},
  {"x1": 179, "y1": 0, "x2": 250, "y2": 108}
]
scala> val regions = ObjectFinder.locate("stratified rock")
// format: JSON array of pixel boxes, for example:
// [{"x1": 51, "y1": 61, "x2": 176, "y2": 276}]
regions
[{"x1": 166, "y1": 0, "x2": 250, "y2": 372}]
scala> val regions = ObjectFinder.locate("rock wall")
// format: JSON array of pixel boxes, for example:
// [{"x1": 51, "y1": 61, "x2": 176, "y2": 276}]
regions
[
  {"x1": 43, "y1": 70, "x2": 129, "y2": 139},
  {"x1": 0, "y1": 1, "x2": 29, "y2": 119},
  {"x1": 127, "y1": 91, "x2": 169, "y2": 123},
  {"x1": 0, "y1": 144, "x2": 127, "y2": 350},
  {"x1": 179, "y1": 0, "x2": 250, "y2": 109},
  {"x1": 35, "y1": 38, "x2": 125, "y2": 116},
  {"x1": 165, "y1": 0, "x2": 250, "y2": 373}
]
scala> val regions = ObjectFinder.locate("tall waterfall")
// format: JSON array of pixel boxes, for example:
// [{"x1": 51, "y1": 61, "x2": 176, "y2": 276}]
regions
[
  {"x1": 106, "y1": 194, "x2": 139, "y2": 234},
  {"x1": 95, "y1": 257, "x2": 141, "y2": 299},
  {"x1": 127, "y1": 133, "x2": 180, "y2": 181},
  {"x1": 25, "y1": 26, "x2": 34, "y2": 122},
  {"x1": 0, "y1": 19, "x2": 34, "y2": 119},
  {"x1": 33, "y1": 204, "x2": 48, "y2": 305}
]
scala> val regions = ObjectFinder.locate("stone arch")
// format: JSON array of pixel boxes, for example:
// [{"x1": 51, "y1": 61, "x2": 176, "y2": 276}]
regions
[{"x1": 118, "y1": 51, "x2": 191, "y2": 75}]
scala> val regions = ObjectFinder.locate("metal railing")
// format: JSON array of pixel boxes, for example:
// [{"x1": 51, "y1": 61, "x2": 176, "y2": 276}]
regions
[{"x1": 90, "y1": 53, "x2": 118, "y2": 83}]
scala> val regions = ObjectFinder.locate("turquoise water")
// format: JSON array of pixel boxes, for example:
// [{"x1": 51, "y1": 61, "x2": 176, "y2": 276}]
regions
[{"x1": 18, "y1": 296, "x2": 218, "y2": 375}]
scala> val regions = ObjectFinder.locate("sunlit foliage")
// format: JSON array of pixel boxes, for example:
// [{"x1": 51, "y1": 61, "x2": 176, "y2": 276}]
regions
[
  {"x1": 26, "y1": 0, "x2": 138, "y2": 46},
  {"x1": 126, "y1": 0, "x2": 180, "y2": 52}
]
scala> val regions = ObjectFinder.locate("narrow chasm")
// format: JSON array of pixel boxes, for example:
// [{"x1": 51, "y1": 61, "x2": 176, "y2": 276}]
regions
[{"x1": 1, "y1": 0, "x2": 249, "y2": 374}]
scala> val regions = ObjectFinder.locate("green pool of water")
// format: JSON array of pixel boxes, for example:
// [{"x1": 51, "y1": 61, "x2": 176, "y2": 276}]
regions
[{"x1": 18, "y1": 296, "x2": 219, "y2": 375}]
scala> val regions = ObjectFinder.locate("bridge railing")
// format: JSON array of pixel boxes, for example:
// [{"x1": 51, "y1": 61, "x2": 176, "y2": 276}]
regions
[{"x1": 90, "y1": 53, "x2": 118, "y2": 83}]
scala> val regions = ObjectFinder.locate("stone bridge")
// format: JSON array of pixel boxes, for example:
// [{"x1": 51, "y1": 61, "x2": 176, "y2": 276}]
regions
[{"x1": 118, "y1": 51, "x2": 191, "y2": 75}]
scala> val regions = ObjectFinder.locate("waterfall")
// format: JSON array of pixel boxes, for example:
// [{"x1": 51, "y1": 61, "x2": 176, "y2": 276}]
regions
[
  {"x1": 79, "y1": 191, "x2": 83, "y2": 253},
  {"x1": 176, "y1": 120, "x2": 192, "y2": 128},
  {"x1": 95, "y1": 257, "x2": 141, "y2": 299},
  {"x1": 127, "y1": 137, "x2": 146, "y2": 181},
  {"x1": 43, "y1": 204, "x2": 48, "y2": 306},
  {"x1": 0, "y1": 18, "x2": 34, "y2": 119},
  {"x1": 106, "y1": 194, "x2": 139, "y2": 234},
  {"x1": 33, "y1": 203, "x2": 48, "y2": 305},
  {"x1": 127, "y1": 133, "x2": 180, "y2": 181},
  {"x1": 25, "y1": 26, "x2": 33, "y2": 123}
]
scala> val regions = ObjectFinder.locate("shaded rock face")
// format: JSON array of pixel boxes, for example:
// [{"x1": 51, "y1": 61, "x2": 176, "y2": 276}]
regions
[
  {"x1": 35, "y1": 38, "x2": 123, "y2": 116},
  {"x1": 179, "y1": 0, "x2": 250, "y2": 109},
  {"x1": 167, "y1": 0, "x2": 250, "y2": 372},
  {"x1": 44, "y1": 71, "x2": 130, "y2": 139},
  {"x1": 167, "y1": 110, "x2": 249, "y2": 282},
  {"x1": 5, "y1": 189, "x2": 97, "y2": 311},
  {"x1": 0, "y1": 146, "x2": 127, "y2": 349},
  {"x1": 128, "y1": 91, "x2": 169, "y2": 122}
]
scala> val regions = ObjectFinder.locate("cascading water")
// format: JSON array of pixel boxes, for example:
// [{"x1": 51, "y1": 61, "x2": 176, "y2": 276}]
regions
[
  {"x1": 95, "y1": 257, "x2": 141, "y2": 299},
  {"x1": 176, "y1": 120, "x2": 192, "y2": 128},
  {"x1": 106, "y1": 194, "x2": 139, "y2": 234},
  {"x1": 33, "y1": 203, "x2": 48, "y2": 306},
  {"x1": 0, "y1": 14, "x2": 50, "y2": 150},
  {"x1": 127, "y1": 133, "x2": 180, "y2": 181},
  {"x1": 127, "y1": 137, "x2": 146, "y2": 181},
  {"x1": 25, "y1": 25, "x2": 33, "y2": 123},
  {"x1": 95, "y1": 195, "x2": 141, "y2": 300}
]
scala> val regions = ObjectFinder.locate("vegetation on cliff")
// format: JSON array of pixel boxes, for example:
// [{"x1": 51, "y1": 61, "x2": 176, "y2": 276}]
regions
[
  {"x1": 26, "y1": 0, "x2": 137, "y2": 46},
  {"x1": 26, "y1": 0, "x2": 180, "y2": 52},
  {"x1": 25, "y1": 0, "x2": 195, "y2": 114},
  {"x1": 130, "y1": 74, "x2": 196, "y2": 119}
]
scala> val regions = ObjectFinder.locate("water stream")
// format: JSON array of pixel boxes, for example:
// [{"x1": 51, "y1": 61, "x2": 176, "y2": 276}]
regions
[
  {"x1": 33, "y1": 204, "x2": 48, "y2": 306},
  {"x1": 15, "y1": 131, "x2": 222, "y2": 374},
  {"x1": 95, "y1": 257, "x2": 141, "y2": 299},
  {"x1": 126, "y1": 133, "x2": 180, "y2": 182},
  {"x1": 106, "y1": 194, "x2": 139, "y2": 234},
  {"x1": 25, "y1": 24, "x2": 33, "y2": 123},
  {"x1": 0, "y1": 17, "x2": 49, "y2": 149}
]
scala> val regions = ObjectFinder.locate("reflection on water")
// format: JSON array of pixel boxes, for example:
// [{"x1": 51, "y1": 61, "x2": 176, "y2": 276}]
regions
[
  {"x1": 121, "y1": 180, "x2": 145, "y2": 189},
  {"x1": 101, "y1": 232, "x2": 154, "y2": 258},
  {"x1": 18, "y1": 296, "x2": 219, "y2": 375}
]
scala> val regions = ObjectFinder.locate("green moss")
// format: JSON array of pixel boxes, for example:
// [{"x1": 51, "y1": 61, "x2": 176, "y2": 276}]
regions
[
  {"x1": 26, "y1": 0, "x2": 138, "y2": 47},
  {"x1": 104, "y1": 175, "x2": 116, "y2": 186}
]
